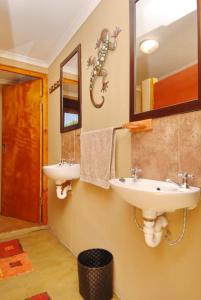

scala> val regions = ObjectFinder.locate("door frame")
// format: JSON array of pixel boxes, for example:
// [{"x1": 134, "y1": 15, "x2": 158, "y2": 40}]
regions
[{"x1": 0, "y1": 64, "x2": 48, "y2": 225}]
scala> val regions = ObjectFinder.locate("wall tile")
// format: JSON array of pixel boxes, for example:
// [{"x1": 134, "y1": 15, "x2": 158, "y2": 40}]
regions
[
  {"x1": 74, "y1": 129, "x2": 81, "y2": 163},
  {"x1": 132, "y1": 114, "x2": 179, "y2": 181},
  {"x1": 131, "y1": 111, "x2": 201, "y2": 187},
  {"x1": 61, "y1": 129, "x2": 81, "y2": 163},
  {"x1": 178, "y1": 111, "x2": 201, "y2": 187}
]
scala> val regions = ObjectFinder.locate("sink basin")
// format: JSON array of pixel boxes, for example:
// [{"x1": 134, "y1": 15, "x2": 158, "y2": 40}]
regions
[
  {"x1": 109, "y1": 178, "x2": 200, "y2": 213},
  {"x1": 43, "y1": 163, "x2": 80, "y2": 184}
]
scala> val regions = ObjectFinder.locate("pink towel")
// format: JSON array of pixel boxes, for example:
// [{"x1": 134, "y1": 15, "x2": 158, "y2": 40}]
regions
[{"x1": 80, "y1": 127, "x2": 116, "y2": 189}]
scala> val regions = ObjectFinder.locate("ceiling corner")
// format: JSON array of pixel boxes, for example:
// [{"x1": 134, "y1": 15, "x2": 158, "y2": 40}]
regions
[{"x1": 46, "y1": 0, "x2": 102, "y2": 66}]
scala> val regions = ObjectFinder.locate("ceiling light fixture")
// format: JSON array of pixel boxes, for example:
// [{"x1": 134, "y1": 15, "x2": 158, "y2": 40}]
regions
[{"x1": 139, "y1": 39, "x2": 159, "y2": 54}]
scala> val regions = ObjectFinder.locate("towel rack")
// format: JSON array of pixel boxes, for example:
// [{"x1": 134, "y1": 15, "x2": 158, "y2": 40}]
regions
[
  {"x1": 77, "y1": 119, "x2": 153, "y2": 136},
  {"x1": 114, "y1": 126, "x2": 123, "y2": 130}
]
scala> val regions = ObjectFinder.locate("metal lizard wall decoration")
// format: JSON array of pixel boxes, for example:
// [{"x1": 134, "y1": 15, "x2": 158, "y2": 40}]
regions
[{"x1": 87, "y1": 27, "x2": 121, "y2": 108}]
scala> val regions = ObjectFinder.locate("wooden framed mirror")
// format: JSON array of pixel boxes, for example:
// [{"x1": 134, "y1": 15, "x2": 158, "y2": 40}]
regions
[
  {"x1": 60, "y1": 44, "x2": 82, "y2": 132},
  {"x1": 130, "y1": 0, "x2": 201, "y2": 121}
]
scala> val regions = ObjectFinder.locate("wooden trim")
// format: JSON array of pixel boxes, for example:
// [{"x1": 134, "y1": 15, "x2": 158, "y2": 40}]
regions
[
  {"x1": 0, "y1": 64, "x2": 47, "y2": 80},
  {"x1": 60, "y1": 44, "x2": 82, "y2": 133},
  {"x1": 0, "y1": 64, "x2": 48, "y2": 225},
  {"x1": 129, "y1": 0, "x2": 201, "y2": 121}
]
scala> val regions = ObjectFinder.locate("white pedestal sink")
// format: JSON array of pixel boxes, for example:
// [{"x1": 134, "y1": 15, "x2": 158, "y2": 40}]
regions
[
  {"x1": 43, "y1": 163, "x2": 80, "y2": 199},
  {"x1": 110, "y1": 178, "x2": 200, "y2": 247}
]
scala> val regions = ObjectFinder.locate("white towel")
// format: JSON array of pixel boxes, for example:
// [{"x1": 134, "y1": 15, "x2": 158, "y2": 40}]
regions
[{"x1": 80, "y1": 127, "x2": 116, "y2": 189}]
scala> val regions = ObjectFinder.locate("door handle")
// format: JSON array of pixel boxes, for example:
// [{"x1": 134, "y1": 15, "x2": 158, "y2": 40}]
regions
[{"x1": 2, "y1": 143, "x2": 6, "y2": 153}]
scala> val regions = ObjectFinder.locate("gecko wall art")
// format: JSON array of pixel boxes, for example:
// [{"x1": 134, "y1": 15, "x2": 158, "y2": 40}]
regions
[{"x1": 87, "y1": 27, "x2": 121, "y2": 108}]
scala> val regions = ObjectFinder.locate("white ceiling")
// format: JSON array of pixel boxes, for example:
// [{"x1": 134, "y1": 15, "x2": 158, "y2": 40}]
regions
[{"x1": 0, "y1": 0, "x2": 101, "y2": 67}]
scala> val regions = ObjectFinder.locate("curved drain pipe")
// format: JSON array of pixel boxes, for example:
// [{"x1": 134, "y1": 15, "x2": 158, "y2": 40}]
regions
[
  {"x1": 143, "y1": 216, "x2": 168, "y2": 247},
  {"x1": 56, "y1": 181, "x2": 72, "y2": 200}
]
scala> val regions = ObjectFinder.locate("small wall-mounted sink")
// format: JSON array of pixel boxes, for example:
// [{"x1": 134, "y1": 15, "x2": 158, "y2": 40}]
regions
[
  {"x1": 43, "y1": 163, "x2": 80, "y2": 184},
  {"x1": 110, "y1": 177, "x2": 200, "y2": 247},
  {"x1": 43, "y1": 163, "x2": 80, "y2": 200},
  {"x1": 109, "y1": 178, "x2": 200, "y2": 214}
]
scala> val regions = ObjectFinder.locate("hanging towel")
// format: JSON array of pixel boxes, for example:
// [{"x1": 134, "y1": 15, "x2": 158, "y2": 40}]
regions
[{"x1": 80, "y1": 127, "x2": 116, "y2": 189}]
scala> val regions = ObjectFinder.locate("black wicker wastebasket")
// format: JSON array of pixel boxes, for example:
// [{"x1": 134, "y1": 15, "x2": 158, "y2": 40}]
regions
[{"x1": 78, "y1": 248, "x2": 113, "y2": 300}]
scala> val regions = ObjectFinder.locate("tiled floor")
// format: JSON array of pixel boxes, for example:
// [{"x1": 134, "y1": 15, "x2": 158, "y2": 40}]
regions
[
  {"x1": 0, "y1": 216, "x2": 38, "y2": 233},
  {"x1": 0, "y1": 230, "x2": 119, "y2": 300}
]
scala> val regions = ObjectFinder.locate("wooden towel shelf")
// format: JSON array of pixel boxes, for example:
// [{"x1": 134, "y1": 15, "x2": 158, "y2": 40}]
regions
[{"x1": 122, "y1": 119, "x2": 152, "y2": 132}]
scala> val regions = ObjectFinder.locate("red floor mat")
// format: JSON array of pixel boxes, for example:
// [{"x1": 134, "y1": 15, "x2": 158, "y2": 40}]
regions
[
  {"x1": 0, "y1": 239, "x2": 23, "y2": 258},
  {"x1": 25, "y1": 292, "x2": 51, "y2": 300}
]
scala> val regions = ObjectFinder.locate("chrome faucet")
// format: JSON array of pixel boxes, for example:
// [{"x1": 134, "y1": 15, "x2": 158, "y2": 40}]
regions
[
  {"x1": 166, "y1": 172, "x2": 193, "y2": 189},
  {"x1": 58, "y1": 158, "x2": 66, "y2": 166},
  {"x1": 67, "y1": 158, "x2": 75, "y2": 166},
  {"x1": 131, "y1": 167, "x2": 142, "y2": 181},
  {"x1": 166, "y1": 178, "x2": 180, "y2": 187},
  {"x1": 178, "y1": 172, "x2": 193, "y2": 189}
]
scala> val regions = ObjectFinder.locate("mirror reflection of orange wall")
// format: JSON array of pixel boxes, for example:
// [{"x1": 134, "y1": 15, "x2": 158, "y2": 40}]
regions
[{"x1": 154, "y1": 64, "x2": 198, "y2": 109}]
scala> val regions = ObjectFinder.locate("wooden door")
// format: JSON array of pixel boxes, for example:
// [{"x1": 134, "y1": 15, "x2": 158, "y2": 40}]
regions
[{"x1": 1, "y1": 79, "x2": 42, "y2": 223}]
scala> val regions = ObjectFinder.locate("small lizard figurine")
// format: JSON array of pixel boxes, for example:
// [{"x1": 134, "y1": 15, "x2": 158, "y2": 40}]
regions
[{"x1": 87, "y1": 27, "x2": 121, "y2": 108}]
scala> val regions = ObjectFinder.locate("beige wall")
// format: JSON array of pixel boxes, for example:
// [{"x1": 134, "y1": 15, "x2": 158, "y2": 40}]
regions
[{"x1": 48, "y1": 0, "x2": 201, "y2": 299}]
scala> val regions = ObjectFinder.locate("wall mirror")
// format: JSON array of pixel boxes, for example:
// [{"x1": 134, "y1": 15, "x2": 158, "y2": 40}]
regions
[
  {"x1": 130, "y1": 0, "x2": 201, "y2": 121},
  {"x1": 60, "y1": 44, "x2": 81, "y2": 132}
]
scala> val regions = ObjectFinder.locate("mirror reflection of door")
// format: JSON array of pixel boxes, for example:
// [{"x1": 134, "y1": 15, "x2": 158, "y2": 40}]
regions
[
  {"x1": 60, "y1": 44, "x2": 81, "y2": 132},
  {"x1": 135, "y1": 0, "x2": 198, "y2": 113}
]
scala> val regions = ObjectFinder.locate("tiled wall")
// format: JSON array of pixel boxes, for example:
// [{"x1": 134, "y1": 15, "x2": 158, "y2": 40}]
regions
[
  {"x1": 131, "y1": 110, "x2": 201, "y2": 187},
  {"x1": 61, "y1": 129, "x2": 81, "y2": 163}
]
